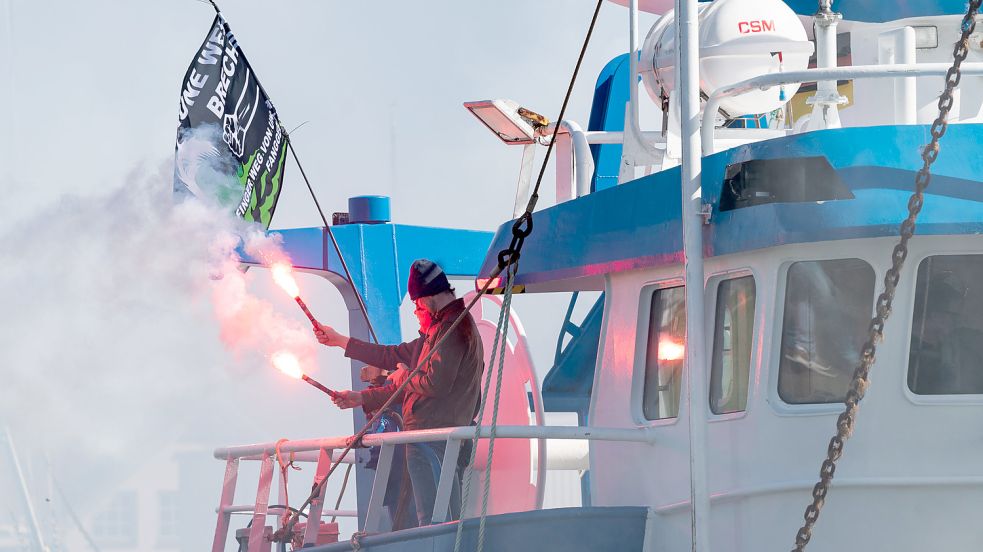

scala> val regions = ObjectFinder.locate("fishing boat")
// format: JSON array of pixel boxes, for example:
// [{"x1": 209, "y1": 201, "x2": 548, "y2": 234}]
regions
[{"x1": 209, "y1": 0, "x2": 983, "y2": 550}]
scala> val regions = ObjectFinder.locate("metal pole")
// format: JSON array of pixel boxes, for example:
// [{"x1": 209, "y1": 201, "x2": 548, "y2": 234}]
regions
[
  {"x1": 675, "y1": 0, "x2": 711, "y2": 549},
  {"x1": 4, "y1": 428, "x2": 48, "y2": 551},
  {"x1": 284, "y1": 139, "x2": 380, "y2": 344},
  {"x1": 204, "y1": 0, "x2": 380, "y2": 344}
]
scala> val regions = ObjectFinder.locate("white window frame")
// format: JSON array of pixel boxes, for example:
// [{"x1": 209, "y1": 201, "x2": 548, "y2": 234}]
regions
[
  {"x1": 707, "y1": 270, "x2": 758, "y2": 422},
  {"x1": 632, "y1": 278, "x2": 686, "y2": 426}
]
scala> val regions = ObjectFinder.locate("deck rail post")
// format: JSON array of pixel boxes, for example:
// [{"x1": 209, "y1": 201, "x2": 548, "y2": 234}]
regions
[{"x1": 211, "y1": 457, "x2": 240, "y2": 552}]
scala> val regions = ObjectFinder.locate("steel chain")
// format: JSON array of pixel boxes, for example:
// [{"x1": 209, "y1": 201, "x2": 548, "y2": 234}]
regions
[{"x1": 790, "y1": 3, "x2": 981, "y2": 550}]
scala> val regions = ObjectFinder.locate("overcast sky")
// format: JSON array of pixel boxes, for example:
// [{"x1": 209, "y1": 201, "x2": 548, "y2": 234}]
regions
[{"x1": 0, "y1": 0, "x2": 653, "y2": 388}]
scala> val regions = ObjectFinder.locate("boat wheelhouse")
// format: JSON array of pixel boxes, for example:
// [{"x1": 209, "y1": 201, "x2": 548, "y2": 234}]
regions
[{"x1": 212, "y1": 0, "x2": 983, "y2": 550}]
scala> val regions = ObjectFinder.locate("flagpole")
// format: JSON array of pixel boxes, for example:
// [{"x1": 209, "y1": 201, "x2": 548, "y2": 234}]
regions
[
  {"x1": 204, "y1": 0, "x2": 380, "y2": 344},
  {"x1": 283, "y1": 135, "x2": 380, "y2": 344}
]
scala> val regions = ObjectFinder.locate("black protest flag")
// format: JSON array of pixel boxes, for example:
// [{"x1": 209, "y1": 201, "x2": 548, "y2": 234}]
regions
[{"x1": 173, "y1": 14, "x2": 287, "y2": 229}]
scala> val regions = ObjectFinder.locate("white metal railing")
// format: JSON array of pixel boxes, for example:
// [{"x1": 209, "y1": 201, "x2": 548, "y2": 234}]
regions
[
  {"x1": 701, "y1": 62, "x2": 983, "y2": 154},
  {"x1": 211, "y1": 424, "x2": 655, "y2": 552}
]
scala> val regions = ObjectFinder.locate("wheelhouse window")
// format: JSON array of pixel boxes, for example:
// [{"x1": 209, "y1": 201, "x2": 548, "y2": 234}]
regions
[
  {"x1": 778, "y1": 259, "x2": 875, "y2": 404},
  {"x1": 908, "y1": 255, "x2": 983, "y2": 395},
  {"x1": 710, "y1": 276, "x2": 756, "y2": 414},
  {"x1": 642, "y1": 286, "x2": 686, "y2": 420}
]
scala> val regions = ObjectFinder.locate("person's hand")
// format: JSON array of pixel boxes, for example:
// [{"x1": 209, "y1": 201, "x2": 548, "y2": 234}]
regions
[
  {"x1": 358, "y1": 364, "x2": 386, "y2": 383},
  {"x1": 331, "y1": 390, "x2": 363, "y2": 410},
  {"x1": 389, "y1": 362, "x2": 412, "y2": 386},
  {"x1": 314, "y1": 322, "x2": 349, "y2": 348}
]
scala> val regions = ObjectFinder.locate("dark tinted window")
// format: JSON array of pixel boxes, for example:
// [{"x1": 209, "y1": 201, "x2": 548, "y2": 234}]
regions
[
  {"x1": 908, "y1": 255, "x2": 983, "y2": 395},
  {"x1": 778, "y1": 259, "x2": 875, "y2": 404}
]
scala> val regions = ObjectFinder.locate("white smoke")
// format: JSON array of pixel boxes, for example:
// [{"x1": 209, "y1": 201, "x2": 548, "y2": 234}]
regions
[{"x1": 0, "y1": 158, "x2": 316, "y2": 504}]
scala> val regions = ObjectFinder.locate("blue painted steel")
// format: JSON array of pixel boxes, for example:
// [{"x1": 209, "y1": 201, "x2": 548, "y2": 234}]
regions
[
  {"x1": 588, "y1": 54, "x2": 630, "y2": 192},
  {"x1": 542, "y1": 294, "x2": 604, "y2": 415},
  {"x1": 348, "y1": 195, "x2": 392, "y2": 224},
  {"x1": 243, "y1": 223, "x2": 493, "y2": 339},
  {"x1": 238, "y1": 222, "x2": 492, "y2": 528},
  {"x1": 306, "y1": 506, "x2": 648, "y2": 552},
  {"x1": 477, "y1": 123, "x2": 983, "y2": 286},
  {"x1": 784, "y1": 0, "x2": 965, "y2": 22}
]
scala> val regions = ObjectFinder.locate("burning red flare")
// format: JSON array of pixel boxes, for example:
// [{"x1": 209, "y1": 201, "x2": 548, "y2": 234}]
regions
[
  {"x1": 272, "y1": 263, "x2": 300, "y2": 298},
  {"x1": 272, "y1": 351, "x2": 303, "y2": 379},
  {"x1": 658, "y1": 338, "x2": 685, "y2": 361}
]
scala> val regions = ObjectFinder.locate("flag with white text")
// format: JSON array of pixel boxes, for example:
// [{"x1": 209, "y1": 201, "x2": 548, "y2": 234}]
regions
[{"x1": 173, "y1": 14, "x2": 287, "y2": 229}]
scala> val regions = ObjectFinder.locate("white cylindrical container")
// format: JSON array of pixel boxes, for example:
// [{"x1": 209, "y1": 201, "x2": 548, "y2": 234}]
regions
[{"x1": 640, "y1": 0, "x2": 813, "y2": 117}]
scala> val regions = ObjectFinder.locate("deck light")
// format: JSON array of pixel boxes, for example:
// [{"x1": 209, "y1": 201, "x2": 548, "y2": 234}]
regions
[{"x1": 464, "y1": 99, "x2": 547, "y2": 145}]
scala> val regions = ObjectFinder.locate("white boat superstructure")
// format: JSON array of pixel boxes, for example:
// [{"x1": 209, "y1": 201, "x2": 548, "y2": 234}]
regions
[{"x1": 209, "y1": 0, "x2": 983, "y2": 550}]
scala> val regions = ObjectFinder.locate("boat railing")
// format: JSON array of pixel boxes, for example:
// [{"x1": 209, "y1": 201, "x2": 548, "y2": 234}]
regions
[
  {"x1": 701, "y1": 62, "x2": 983, "y2": 154},
  {"x1": 537, "y1": 62, "x2": 983, "y2": 212},
  {"x1": 211, "y1": 424, "x2": 656, "y2": 551}
]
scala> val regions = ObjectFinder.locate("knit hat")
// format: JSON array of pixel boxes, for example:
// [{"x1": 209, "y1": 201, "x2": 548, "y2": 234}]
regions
[{"x1": 407, "y1": 259, "x2": 451, "y2": 300}]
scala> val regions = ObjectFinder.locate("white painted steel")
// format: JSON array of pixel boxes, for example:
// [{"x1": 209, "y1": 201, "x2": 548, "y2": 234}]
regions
[
  {"x1": 807, "y1": 6, "x2": 846, "y2": 130},
  {"x1": 621, "y1": 0, "x2": 664, "y2": 183},
  {"x1": 362, "y1": 444, "x2": 394, "y2": 533},
  {"x1": 878, "y1": 27, "x2": 917, "y2": 124},
  {"x1": 432, "y1": 439, "x2": 463, "y2": 523},
  {"x1": 513, "y1": 143, "x2": 536, "y2": 218},
  {"x1": 675, "y1": 0, "x2": 711, "y2": 550},
  {"x1": 590, "y1": 235, "x2": 983, "y2": 552},
  {"x1": 211, "y1": 458, "x2": 240, "y2": 552},
  {"x1": 213, "y1": 426, "x2": 655, "y2": 544},
  {"x1": 302, "y1": 448, "x2": 333, "y2": 546},
  {"x1": 653, "y1": 476, "x2": 983, "y2": 514},
  {"x1": 701, "y1": 63, "x2": 983, "y2": 154},
  {"x1": 248, "y1": 455, "x2": 275, "y2": 552},
  {"x1": 538, "y1": 120, "x2": 595, "y2": 202},
  {"x1": 214, "y1": 425, "x2": 656, "y2": 460},
  {"x1": 221, "y1": 505, "x2": 358, "y2": 518},
  {"x1": 535, "y1": 439, "x2": 590, "y2": 471}
]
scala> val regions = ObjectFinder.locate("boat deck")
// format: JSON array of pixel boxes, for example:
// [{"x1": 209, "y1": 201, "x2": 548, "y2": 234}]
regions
[{"x1": 308, "y1": 506, "x2": 649, "y2": 551}]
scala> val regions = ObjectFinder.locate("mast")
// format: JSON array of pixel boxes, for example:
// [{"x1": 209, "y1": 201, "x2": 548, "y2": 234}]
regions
[
  {"x1": 676, "y1": 0, "x2": 711, "y2": 549},
  {"x1": 629, "y1": 0, "x2": 709, "y2": 547},
  {"x1": 5, "y1": 428, "x2": 48, "y2": 551}
]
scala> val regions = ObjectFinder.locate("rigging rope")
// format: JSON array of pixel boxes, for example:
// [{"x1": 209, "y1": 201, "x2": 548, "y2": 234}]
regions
[
  {"x1": 274, "y1": 439, "x2": 301, "y2": 529},
  {"x1": 329, "y1": 463, "x2": 354, "y2": 524},
  {"x1": 498, "y1": 0, "x2": 604, "y2": 272},
  {"x1": 453, "y1": 265, "x2": 517, "y2": 552},
  {"x1": 271, "y1": 0, "x2": 604, "y2": 543},
  {"x1": 789, "y1": 2, "x2": 981, "y2": 550}
]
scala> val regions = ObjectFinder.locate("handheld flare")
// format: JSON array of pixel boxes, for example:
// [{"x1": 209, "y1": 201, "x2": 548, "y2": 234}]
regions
[
  {"x1": 272, "y1": 263, "x2": 321, "y2": 328},
  {"x1": 272, "y1": 352, "x2": 338, "y2": 398}
]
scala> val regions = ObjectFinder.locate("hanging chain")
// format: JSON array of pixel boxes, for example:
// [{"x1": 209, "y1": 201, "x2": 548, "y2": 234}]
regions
[{"x1": 790, "y1": 3, "x2": 981, "y2": 551}]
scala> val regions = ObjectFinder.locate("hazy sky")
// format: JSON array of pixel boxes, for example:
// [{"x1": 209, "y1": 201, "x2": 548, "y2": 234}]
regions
[
  {"x1": 0, "y1": 1, "x2": 645, "y2": 546},
  {"x1": 2, "y1": 0, "x2": 640, "y2": 232},
  {"x1": 0, "y1": 0, "x2": 649, "y2": 391}
]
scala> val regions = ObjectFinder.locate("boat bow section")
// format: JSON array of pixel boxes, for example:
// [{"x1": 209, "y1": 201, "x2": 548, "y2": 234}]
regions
[
  {"x1": 307, "y1": 506, "x2": 649, "y2": 552},
  {"x1": 478, "y1": 123, "x2": 983, "y2": 290}
]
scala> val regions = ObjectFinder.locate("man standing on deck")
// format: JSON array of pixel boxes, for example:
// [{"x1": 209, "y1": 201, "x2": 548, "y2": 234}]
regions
[{"x1": 314, "y1": 259, "x2": 485, "y2": 526}]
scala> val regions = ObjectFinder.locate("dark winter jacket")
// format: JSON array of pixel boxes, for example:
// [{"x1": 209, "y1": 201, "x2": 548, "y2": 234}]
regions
[{"x1": 345, "y1": 298, "x2": 484, "y2": 431}]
